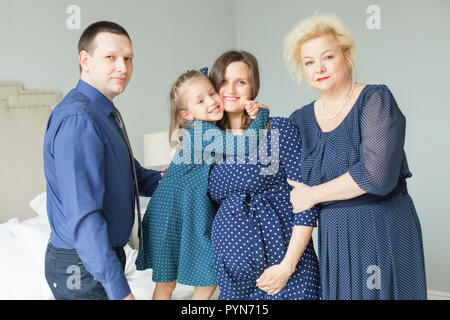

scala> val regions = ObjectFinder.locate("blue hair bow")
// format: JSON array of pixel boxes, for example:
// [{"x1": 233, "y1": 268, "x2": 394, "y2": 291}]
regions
[{"x1": 199, "y1": 67, "x2": 208, "y2": 75}]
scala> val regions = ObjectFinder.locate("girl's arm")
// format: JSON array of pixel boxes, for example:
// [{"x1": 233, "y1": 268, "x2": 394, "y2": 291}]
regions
[
  {"x1": 185, "y1": 107, "x2": 270, "y2": 165},
  {"x1": 222, "y1": 106, "x2": 269, "y2": 156}
]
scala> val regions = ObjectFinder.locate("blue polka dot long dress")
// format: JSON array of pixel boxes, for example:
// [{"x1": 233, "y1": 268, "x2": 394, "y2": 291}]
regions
[
  {"x1": 289, "y1": 84, "x2": 427, "y2": 300},
  {"x1": 135, "y1": 109, "x2": 269, "y2": 286},
  {"x1": 208, "y1": 117, "x2": 321, "y2": 300}
]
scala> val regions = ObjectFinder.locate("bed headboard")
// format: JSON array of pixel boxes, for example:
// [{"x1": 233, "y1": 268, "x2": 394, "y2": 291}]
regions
[{"x1": 0, "y1": 82, "x2": 62, "y2": 223}]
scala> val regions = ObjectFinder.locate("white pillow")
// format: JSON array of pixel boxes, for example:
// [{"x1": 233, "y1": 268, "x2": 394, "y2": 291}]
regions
[
  {"x1": 29, "y1": 192, "x2": 47, "y2": 217},
  {"x1": 1, "y1": 200, "x2": 198, "y2": 300},
  {"x1": 0, "y1": 216, "x2": 54, "y2": 300}
]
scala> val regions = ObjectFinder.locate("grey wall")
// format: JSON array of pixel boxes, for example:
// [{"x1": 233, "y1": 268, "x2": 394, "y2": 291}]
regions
[
  {"x1": 235, "y1": 0, "x2": 450, "y2": 293},
  {"x1": 0, "y1": 0, "x2": 237, "y2": 209},
  {"x1": 1, "y1": 0, "x2": 449, "y2": 293},
  {"x1": 0, "y1": 0, "x2": 237, "y2": 161}
]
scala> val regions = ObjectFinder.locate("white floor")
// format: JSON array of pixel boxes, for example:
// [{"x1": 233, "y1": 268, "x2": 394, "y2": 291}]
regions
[{"x1": 427, "y1": 290, "x2": 450, "y2": 300}]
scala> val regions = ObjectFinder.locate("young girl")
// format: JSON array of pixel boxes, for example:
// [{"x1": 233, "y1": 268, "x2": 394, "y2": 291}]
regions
[{"x1": 135, "y1": 69, "x2": 269, "y2": 300}]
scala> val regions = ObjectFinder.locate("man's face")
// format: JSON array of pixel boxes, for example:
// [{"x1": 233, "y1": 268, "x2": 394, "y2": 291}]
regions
[{"x1": 80, "y1": 32, "x2": 133, "y2": 101}]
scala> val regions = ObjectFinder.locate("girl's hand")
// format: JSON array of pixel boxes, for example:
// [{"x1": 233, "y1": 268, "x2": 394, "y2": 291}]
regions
[
  {"x1": 244, "y1": 100, "x2": 269, "y2": 119},
  {"x1": 287, "y1": 178, "x2": 316, "y2": 213},
  {"x1": 256, "y1": 262, "x2": 293, "y2": 296}
]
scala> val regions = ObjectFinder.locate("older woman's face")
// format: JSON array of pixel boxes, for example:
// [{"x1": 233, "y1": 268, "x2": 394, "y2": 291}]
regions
[
  {"x1": 300, "y1": 34, "x2": 352, "y2": 92},
  {"x1": 218, "y1": 61, "x2": 253, "y2": 114}
]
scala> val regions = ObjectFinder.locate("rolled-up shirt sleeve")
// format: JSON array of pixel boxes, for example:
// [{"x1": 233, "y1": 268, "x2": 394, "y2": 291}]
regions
[
  {"x1": 53, "y1": 114, "x2": 130, "y2": 300},
  {"x1": 349, "y1": 85, "x2": 406, "y2": 196}
]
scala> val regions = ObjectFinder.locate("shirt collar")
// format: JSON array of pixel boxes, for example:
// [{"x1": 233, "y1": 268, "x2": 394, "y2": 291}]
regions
[{"x1": 75, "y1": 79, "x2": 115, "y2": 116}]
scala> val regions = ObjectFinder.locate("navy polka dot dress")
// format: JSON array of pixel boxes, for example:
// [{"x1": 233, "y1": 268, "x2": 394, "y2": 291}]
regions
[
  {"x1": 208, "y1": 117, "x2": 321, "y2": 300},
  {"x1": 289, "y1": 84, "x2": 427, "y2": 300},
  {"x1": 135, "y1": 109, "x2": 269, "y2": 287}
]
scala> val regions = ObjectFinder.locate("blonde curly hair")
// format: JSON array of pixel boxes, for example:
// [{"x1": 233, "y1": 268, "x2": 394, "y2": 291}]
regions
[{"x1": 283, "y1": 14, "x2": 356, "y2": 87}]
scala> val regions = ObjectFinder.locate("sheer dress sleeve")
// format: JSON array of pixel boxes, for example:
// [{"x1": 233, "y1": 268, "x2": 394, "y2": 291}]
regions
[{"x1": 349, "y1": 85, "x2": 406, "y2": 196}]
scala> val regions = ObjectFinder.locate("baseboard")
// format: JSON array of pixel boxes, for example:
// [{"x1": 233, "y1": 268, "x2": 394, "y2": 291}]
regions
[{"x1": 428, "y1": 290, "x2": 450, "y2": 300}]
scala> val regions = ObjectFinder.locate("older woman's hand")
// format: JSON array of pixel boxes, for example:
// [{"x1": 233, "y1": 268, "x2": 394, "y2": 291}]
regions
[
  {"x1": 287, "y1": 178, "x2": 316, "y2": 213},
  {"x1": 256, "y1": 262, "x2": 293, "y2": 296}
]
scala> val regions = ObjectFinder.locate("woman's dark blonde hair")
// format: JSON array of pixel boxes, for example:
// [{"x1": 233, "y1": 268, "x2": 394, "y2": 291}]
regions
[
  {"x1": 168, "y1": 70, "x2": 209, "y2": 147},
  {"x1": 209, "y1": 50, "x2": 260, "y2": 131}
]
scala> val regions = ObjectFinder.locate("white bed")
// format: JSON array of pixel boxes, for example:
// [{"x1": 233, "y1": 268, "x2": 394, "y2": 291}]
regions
[
  {"x1": 0, "y1": 82, "x2": 197, "y2": 300},
  {"x1": 0, "y1": 192, "x2": 195, "y2": 300}
]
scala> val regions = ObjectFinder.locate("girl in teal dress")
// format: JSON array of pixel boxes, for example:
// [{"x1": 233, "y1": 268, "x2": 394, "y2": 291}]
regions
[{"x1": 136, "y1": 69, "x2": 269, "y2": 299}]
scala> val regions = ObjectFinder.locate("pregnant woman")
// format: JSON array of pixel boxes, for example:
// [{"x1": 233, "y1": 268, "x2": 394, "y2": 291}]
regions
[
  {"x1": 207, "y1": 50, "x2": 321, "y2": 300},
  {"x1": 284, "y1": 14, "x2": 426, "y2": 299}
]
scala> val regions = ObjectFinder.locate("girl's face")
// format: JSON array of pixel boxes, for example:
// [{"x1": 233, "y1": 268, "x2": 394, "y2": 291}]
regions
[
  {"x1": 300, "y1": 33, "x2": 352, "y2": 93},
  {"x1": 180, "y1": 78, "x2": 224, "y2": 123},
  {"x1": 218, "y1": 61, "x2": 253, "y2": 114}
]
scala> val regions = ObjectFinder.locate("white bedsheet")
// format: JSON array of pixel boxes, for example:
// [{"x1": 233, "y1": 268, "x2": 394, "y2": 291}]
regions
[{"x1": 0, "y1": 214, "x2": 195, "y2": 300}]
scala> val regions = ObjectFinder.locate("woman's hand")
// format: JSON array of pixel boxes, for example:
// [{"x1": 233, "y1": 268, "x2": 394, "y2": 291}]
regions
[
  {"x1": 257, "y1": 225, "x2": 313, "y2": 296},
  {"x1": 256, "y1": 261, "x2": 294, "y2": 296},
  {"x1": 244, "y1": 100, "x2": 269, "y2": 119},
  {"x1": 287, "y1": 178, "x2": 316, "y2": 213}
]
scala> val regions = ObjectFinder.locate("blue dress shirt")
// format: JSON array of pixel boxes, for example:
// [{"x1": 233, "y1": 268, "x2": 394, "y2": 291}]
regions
[{"x1": 43, "y1": 79, "x2": 161, "y2": 300}]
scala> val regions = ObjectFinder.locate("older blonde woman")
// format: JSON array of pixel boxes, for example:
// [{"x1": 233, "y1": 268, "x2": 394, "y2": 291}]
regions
[{"x1": 283, "y1": 14, "x2": 426, "y2": 299}]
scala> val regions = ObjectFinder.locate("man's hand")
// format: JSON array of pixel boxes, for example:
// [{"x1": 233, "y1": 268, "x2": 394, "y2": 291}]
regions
[
  {"x1": 122, "y1": 292, "x2": 135, "y2": 300},
  {"x1": 159, "y1": 167, "x2": 167, "y2": 183}
]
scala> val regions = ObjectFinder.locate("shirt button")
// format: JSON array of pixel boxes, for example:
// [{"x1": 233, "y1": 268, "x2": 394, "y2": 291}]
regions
[{"x1": 53, "y1": 283, "x2": 58, "y2": 288}]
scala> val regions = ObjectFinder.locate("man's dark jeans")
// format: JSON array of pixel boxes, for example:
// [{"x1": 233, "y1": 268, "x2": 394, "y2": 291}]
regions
[{"x1": 44, "y1": 242, "x2": 126, "y2": 300}]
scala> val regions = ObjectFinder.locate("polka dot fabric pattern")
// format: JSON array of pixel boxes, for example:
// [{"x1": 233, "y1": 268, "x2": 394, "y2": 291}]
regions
[
  {"x1": 289, "y1": 84, "x2": 427, "y2": 300},
  {"x1": 135, "y1": 109, "x2": 269, "y2": 287},
  {"x1": 135, "y1": 144, "x2": 218, "y2": 286},
  {"x1": 209, "y1": 117, "x2": 321, "y2": 300}
]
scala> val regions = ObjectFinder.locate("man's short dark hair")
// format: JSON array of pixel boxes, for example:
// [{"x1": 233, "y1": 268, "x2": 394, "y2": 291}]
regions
[{"x1": 77, "y1": 21, "x2": 131, "y2": 71}]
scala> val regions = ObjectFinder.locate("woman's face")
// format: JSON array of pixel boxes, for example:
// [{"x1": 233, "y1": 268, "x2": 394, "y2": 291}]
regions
[
  {"x1": 218, "y1": 61, "x2": 253, "y2": 114},
  {"x1": 300, "y1": 34, "x2": 352, "y2": 93}
]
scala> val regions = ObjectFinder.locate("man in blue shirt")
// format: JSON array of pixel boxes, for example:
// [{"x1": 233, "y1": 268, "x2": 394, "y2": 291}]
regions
[{"x1": 43, "y1": 21, "x2": 161, "y2": 300}]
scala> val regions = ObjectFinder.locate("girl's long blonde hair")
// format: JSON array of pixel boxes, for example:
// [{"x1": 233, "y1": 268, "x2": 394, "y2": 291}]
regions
[{"x1": 168, "y1": 70, "x2": 209, "y2": 148}]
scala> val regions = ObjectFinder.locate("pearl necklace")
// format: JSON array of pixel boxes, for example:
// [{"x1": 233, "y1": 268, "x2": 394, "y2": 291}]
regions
[{"x1": 321, "y1": 82, "x2": 355, "y2": 120}]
